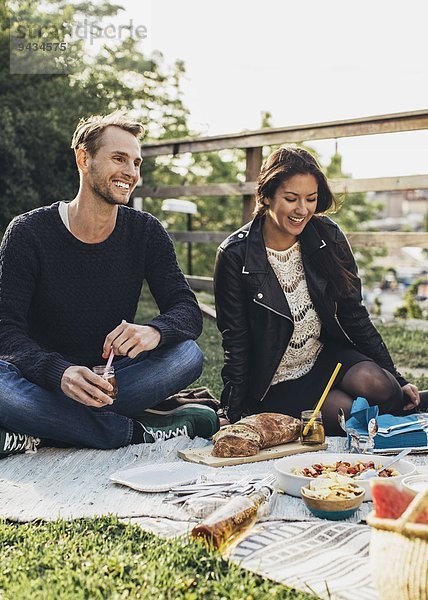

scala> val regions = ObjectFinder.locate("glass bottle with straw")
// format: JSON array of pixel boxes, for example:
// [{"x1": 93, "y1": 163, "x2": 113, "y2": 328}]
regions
[
  {"x1": 301, "y1": 362, "x2": 342, "y2": 445},
  {"x1": 92, "y1": 348, "x2": 117, "y2": 401}
]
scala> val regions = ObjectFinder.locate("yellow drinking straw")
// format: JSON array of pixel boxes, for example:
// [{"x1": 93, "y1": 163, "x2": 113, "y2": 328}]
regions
[{"x1": 302, "y1": 362, "x2": 342, "y2": 436}]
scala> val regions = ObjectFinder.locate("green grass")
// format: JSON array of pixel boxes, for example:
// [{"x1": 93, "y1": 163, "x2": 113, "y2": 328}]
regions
[
  {"x1": 194, "y1": 316, "x2": 224, "y2": 398},
  {"x1": 376, "y1": 323, "x2": 428, "y2": 390},
  {"x1": 0, "y1": 517, "x2": 312, "y2": 599},
  {"x1": 377, "y1": 323, "x2": 428, "y2": 371},
  {"x1": 0, "y1": 292, "x2": 426, "y2": 599}
]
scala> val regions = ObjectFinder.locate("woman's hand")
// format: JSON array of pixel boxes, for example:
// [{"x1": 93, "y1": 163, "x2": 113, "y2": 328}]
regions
[
  {"x1": 102, "y1": 320, "x2": 161, "y2": 360},
  {"x1": 401, "y1": 383, "x2": 420, "y2": 411}
]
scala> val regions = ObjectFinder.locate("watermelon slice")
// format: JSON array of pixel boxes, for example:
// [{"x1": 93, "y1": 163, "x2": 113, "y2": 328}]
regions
[{"x1": 371, "y1": 482, "x2": 428, "y2": 523}]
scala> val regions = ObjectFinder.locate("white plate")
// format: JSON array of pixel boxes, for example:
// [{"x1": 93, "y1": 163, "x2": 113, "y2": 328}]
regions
[
  {"x1": 110, "y1": 462, "x2": 210, "y2": 492},
  {"x1": 274, "y1": 452, "x2": 416, "y2": 501}
]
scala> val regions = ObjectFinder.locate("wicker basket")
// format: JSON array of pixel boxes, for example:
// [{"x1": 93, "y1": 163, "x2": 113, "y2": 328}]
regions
[{"x1": 366, "y1": 490, "x2": 428, "y2": 600}]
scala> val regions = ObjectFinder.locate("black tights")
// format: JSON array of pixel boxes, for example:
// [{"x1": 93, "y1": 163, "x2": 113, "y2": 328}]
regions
[{"x1": 321, "y1": 361, "x2": 403, "y2": 436}]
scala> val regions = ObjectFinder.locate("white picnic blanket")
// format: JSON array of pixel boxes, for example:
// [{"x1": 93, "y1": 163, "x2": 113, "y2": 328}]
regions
[
  {"x1": 1, "y1": 436, "x2": 428, "y2": 523},
  {"x1": 127, "y1": 516, "x2": 376, "y2": 600},
  {"x1": 2, "y1": 437, "x2": 427, "y2": 600},
  {"x1": 230, "y1": 520, "x2": 376, "y2": 600}
]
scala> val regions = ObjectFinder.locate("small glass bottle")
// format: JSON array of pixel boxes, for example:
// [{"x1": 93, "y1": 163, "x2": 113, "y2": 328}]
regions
[
  {"x1": 191, "y1": 487, "x2": 273, "y2": 549},
  {"x1": 92, "y1": 365, "x2": 117, "y2": 401},
  {"x1": 301, "y1": 410, "x2": 325, "y2": 445}
]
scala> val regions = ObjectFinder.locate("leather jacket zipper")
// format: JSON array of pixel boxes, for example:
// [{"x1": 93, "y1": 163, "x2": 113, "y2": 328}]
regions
[
  {"x1": 253, "y1": 297, "x2": 293, "y2": 402},
  {"x1": 253, "y1": 298, "x2": 294, "y2": 323},
  {"x1": 334, "y1": 302, "x2": 354, "y2": 345},
  {"x1": 259, "y1": 373, "x2": 277, "y2": 403}
]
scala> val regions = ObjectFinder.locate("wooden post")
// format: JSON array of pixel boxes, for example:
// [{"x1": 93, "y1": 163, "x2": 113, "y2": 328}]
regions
[
  {"x1": 187, "y1": 213, "x2": 192, "y2": 276},
  {"x1": 243, "y1": 147, "x2": 263, "y2": 224}
]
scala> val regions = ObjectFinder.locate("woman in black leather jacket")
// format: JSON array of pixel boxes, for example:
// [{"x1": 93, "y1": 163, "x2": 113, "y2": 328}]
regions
[{"x1": 214, "y1": 147, "x2": 420, "y2": 434}]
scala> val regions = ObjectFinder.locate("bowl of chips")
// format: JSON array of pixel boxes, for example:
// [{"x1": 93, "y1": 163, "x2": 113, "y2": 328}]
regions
[{"x1": 300, "y1": 473, "x2": 365, "y2": 520}]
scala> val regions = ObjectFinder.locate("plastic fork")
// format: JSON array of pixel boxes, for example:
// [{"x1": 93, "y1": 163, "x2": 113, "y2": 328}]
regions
[
  {"x1": 357, "y1": 448, "x2": 412, "y2": 480},
  {"x1": 363, "y1": 418, "x2": 379, "y2": 453},
  {"x1": 337, "y1": 408, "x2": 347, "y2": 433},
  {"x1": 207, "y1": 474, "x2": 276, "y2": 498},
  {"x1": 166, "y1": 474, "x2": 254, "y2": 505}
]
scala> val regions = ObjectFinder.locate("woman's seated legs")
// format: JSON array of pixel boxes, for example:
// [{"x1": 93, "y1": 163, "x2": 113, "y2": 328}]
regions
[
  {"x1": 322, "y1": 361, "x2": 404, "y2": 436},
  {"x1": 321, "y1": 389, "x2": 353, "y2": 436},
  {"x1": 256, "y1": 359, "x2": 405, "y2": 437},
  {"x1": 338, "y1": 361, "x2": 403, "y2": 413}
]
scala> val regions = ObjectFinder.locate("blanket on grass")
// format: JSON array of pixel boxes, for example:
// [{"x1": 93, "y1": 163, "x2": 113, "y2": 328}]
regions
[
  {"x1": 0, "y1": 436, "x2": 380, "y2": 522},
  {"x1": 2, "y1": 437, "x2": 427, "y2": 600},
  {"x1": 1, "y1": 436, "x2": 428, "y2": 523},
  {"x1": 127, "y1": 516, "x2": 376, "y2": 600}
]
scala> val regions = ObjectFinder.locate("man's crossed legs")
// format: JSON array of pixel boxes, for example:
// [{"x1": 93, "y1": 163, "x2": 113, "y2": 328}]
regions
[{"x1": 0, "y1": 340, "x2": 219, "y2": 455}]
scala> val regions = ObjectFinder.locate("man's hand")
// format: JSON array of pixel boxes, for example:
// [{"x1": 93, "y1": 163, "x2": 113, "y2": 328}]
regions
[
  {"x1": 402, "y1": 383, "x2": 420, "y2": 411},
  {"x1": 61, "y1": 365, "x2": 114, "y2": 407},
  {"x1": 102, "y1": 320, "x2": 161, "y2": 360}
]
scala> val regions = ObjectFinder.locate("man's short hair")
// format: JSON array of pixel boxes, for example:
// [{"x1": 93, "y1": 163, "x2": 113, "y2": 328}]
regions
[{"x1": 71, "y1": 111, "x2": 145, "y2": 156}]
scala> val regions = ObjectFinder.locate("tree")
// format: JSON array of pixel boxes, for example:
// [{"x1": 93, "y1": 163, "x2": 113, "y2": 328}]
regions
[
  {"x1": 394, "y1": 277, "x2": 427, "y2": 320},
  {"x1": 260, "y1": 111, "x2": 272, "y2": 128},
  {"x1": 325, "y1": 151, "x2": 385, "y2": 288},
  {"x1": 1, "y1": 0, "x2": 245, "y2": 277},
  {"x1": 142, "y1": 148, "x2": 246, "y2": 276},
  {"x1": 0, "y1": 0, "x2": 191, "y2": 234},
  {"x1": 325, "y1": 151, "x2": 382, "y2": 228},
  {"x1": 174, "y1": 150, "x2": 245, "y2": 276},
  {"x1": 0, "y1": 2, "x2": 395, "y2": 287}
]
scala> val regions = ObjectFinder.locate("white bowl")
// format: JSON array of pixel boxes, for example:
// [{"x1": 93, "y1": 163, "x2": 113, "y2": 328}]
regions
[
  {"x1": 274, "y1": 452, "x2": 416, "y2": 501},
  {"x1": 401, "y1": 474, "x2": 428, "y2": 495}
]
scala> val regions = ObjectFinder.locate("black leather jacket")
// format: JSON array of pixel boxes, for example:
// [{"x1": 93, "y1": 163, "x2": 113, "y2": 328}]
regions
[{"x1": 214, "y1": 214, "x2": 407, "y2": 423}]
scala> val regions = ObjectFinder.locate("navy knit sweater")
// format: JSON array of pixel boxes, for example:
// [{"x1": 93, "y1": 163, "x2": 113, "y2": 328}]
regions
[{"x1": 0, "y1": 203, "x2": 202, "y2": 390}]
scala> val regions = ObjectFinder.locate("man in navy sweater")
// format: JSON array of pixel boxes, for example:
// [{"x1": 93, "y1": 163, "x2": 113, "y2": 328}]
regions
[{"x1": 0, "y1": 112, "x2": 219, "y2": 455}]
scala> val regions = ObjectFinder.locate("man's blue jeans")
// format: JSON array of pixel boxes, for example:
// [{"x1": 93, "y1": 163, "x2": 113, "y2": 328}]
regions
[{"x1": 0, "y1": 340, "x2": 203, "y2": 449}]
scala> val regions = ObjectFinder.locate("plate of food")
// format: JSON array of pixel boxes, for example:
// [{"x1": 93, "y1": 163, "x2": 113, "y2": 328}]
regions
[{"x1": 274, "y1": 452, "x2": 416, "y2": 500}]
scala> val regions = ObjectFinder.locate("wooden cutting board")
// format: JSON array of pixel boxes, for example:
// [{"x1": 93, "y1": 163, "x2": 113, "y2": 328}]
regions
[{"x1": 177, "y1": 441, "x2": 328, "y2": 467}]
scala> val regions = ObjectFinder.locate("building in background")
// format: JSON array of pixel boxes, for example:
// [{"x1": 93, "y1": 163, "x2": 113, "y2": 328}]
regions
[{"x1": 364, "y1": 189, "x2": 428, "y2": 231}]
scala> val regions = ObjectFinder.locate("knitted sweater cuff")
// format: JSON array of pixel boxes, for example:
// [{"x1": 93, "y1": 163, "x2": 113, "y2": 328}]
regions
[
  {"x1": 147, "y1": 319, "x2": 176, "y2": 347},
  {"x1": 45, "y1": 357, "x2": 74, "y2": 390}
]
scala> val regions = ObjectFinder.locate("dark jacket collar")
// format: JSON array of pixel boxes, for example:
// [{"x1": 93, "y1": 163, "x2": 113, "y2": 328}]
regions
[{"x1": 243, "y1": 214, "x2": 328, "y2": 274}]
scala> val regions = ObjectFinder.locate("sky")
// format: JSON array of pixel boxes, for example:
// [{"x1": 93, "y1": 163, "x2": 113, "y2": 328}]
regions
[{"x1": 107, "y1": 0, "x2": 427, "y2": 178}]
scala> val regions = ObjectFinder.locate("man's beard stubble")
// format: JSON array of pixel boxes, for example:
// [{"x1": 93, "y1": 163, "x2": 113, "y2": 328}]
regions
[
  {"x1": 90, "y1": 163, "x2": 130, "y2": 207},
  {"x1": 92, "y1": 181, "x2": 119, "y2": 206}
]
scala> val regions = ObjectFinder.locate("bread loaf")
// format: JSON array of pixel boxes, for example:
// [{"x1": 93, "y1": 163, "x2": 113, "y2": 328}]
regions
[{"x1": 212, "y1": 413, "x2": 301, "y2": 457}]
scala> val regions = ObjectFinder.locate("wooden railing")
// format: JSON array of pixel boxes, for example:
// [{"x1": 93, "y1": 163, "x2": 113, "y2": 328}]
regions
[
  {"x1": 141, "y1": 174, "x2": 428, "y2": 199},
  {"x1": 140, "y1": 110, "x2": 428, "y2": 156},
  {"x1": 138, "y1": 110, "x2": 428, "y2": 290},
  {"x1": 168, "y1": 232, "x2": 428, "y2": 293},
  {"x1": 169, "y1": 231, "x2": 428, "y2": 249}
]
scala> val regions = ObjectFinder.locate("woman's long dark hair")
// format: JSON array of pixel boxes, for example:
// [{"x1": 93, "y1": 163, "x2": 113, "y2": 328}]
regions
[{"x1": 254, "y1": 146, "x2": 357, "y2": 298}]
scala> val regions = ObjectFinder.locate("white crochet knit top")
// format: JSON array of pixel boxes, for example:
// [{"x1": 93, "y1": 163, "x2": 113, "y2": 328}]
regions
[{"x1": 266, "y1": 241, "x2": 323, "y2": 384}]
